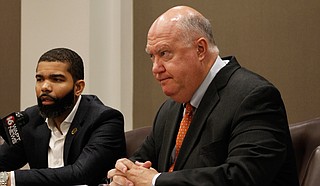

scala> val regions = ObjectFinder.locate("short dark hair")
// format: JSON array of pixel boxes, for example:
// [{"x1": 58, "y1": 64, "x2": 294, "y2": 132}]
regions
[{"x1": 37, "y1": 48, "x2": 84, "y2": 82}]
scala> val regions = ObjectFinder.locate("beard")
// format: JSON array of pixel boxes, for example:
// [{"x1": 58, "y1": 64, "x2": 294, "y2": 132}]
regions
[{"x1": 37, "y1": 88, "x2": 75, "y2": 118}]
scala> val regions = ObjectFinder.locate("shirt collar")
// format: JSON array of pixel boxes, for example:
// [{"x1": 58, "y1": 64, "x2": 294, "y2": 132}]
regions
[
  {"x1": 190, "y1": 56, "x2": 229, "y2": 109},
  {"x1": 46, "y1": 95, "x2": 82, "y2": 133}
]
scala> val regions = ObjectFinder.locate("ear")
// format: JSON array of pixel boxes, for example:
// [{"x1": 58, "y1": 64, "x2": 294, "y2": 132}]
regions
[
  {"x1": 196, "y1": 37, "x2": 208, "y2": 61},
  {"x1": 74, "y1": 80, "x2": 85, "y2": 96}
]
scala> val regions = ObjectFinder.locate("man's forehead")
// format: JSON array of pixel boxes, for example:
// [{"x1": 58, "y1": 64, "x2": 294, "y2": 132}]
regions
[
  {"x1": 37, "y1": 61, "x2": 68, "y2": 68},
  {"x1": 36, "y1": 61, "x2": 69, "y2": 73}
]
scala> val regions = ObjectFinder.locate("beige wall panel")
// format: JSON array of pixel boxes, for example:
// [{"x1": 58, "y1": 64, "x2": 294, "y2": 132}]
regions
[
  {"x1": 133, "y1": 0, "x2": 320, "y2": 128},
  {"x1": 0, "y1": 0, "x2": 21, "y2": 116}
]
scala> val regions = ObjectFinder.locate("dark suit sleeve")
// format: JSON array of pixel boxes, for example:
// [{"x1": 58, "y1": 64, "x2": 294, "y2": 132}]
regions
[
  {"x1": 0, "y1": 106, "x2": 42, "y2": 170},
  {"x1": 0, "y1": 141, "x2": 28, "y2": 170},
  {"x1": 141, "y1": 85, "x2": 295, "y2": 186},
  {"x1": 13, "y1": 107, "x2": 126, "y2": 186}
]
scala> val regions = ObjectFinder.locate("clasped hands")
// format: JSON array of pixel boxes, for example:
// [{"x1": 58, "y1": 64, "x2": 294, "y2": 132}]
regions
[{"x1": 107, "y1": 158, "x2": 159, "y2": 186}]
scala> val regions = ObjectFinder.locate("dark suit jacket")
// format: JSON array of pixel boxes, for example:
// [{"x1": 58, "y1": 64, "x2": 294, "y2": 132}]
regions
[
  {"x1": 0, "y1": 95, "x2": 126, "y2": 186},
  {"x1": 132, "y1": 56, "x2": 299, "y2": 186}
]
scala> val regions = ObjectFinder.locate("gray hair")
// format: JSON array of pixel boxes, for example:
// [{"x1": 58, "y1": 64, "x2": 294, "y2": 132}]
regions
[{"x1": 176, "y1": 14, "x2": 218, "y2": 53}]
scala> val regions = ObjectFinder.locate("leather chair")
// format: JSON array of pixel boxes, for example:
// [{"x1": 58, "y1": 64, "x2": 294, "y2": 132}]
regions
[
  {"x1": 289, "y1": 117, "x2": 320, "y2": 186},
  {"x1": 301, "y1": 146, "x2": 320, "y2": 186},
  {"x1": 125, "y1": 126, "x2": 152, "y2": 157}
]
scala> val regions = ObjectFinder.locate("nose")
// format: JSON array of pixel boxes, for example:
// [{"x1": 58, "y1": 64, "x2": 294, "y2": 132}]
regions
[
  {"x1": 40, "y1": 81, "x2": 52, "y2": 93},
  {"x1": 152, "y1": 58, "x2": 165, "y2": 74}
]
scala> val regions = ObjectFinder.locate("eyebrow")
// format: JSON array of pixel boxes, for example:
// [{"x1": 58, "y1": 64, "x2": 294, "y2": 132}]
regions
[
  {"x1": 35, "y1": 73, "x2": 66, "y2": 79},
  {"x1": 146, "y1": 45, "x2": 169, "y2": 55}
]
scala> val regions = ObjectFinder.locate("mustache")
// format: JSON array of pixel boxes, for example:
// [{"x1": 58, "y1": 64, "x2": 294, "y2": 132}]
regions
[{"x1": 39, "y1": 93, "x2": 56, "y2": 101}]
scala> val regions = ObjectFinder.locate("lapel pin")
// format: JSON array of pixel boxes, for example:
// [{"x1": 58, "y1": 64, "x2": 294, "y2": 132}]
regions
[{"x1": 71, "y1": 128, "x2": 78, "y2": 135}]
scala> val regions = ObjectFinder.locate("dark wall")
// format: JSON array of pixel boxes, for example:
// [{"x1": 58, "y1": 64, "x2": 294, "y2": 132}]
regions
[
  {"x1": 133, "y1": 0, "x2": 320, "y2": 128},
  {"x1": 0, "y1": 0, "x2": 21, "y2": 116}
]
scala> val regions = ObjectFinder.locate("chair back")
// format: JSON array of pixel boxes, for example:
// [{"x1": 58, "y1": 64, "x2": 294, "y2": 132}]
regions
[
  {"x1": 125, "y1": 126, "x2": 152, "y2": 157},
  {"x1": 289, "y1": 117, "x2": 320, "y2": 186}
]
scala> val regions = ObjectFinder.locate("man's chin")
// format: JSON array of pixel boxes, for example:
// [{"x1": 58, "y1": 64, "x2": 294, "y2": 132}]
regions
[
  {"x1": 39, "y1": 108, "x2": 63, "y2": 118},
  {"x1": 162, "y1": 88, "x2": 173, "y2": 97}
]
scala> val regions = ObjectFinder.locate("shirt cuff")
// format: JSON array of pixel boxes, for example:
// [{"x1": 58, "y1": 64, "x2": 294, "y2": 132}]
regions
[
  {"x1": 10, "y1": 171, "x2": 15, "y2": 186},
  {"x1": 151, "y1": 173, "x2": 161, "y2": 186}
]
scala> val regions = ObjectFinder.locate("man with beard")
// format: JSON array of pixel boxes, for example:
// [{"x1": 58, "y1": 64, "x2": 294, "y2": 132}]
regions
[{"x1": 0, "y1": 48, "x2": 126, "y2": 186}]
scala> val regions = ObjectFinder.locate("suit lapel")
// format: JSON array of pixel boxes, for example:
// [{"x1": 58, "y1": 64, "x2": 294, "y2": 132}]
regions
[
  {"x1": 159, "y1": 102, "x2": 183, "y2": 171},
  {"x1": 174, "y1": 85, "x2": 220, "y2": 170},
  {"x1": 63, "y1": 96, "x2": 89, "y2": 163},
  {"x1": 174, "y1": 57, "x2": 241, "y2": 170},
  {"x1": 35, "y1": 121, "x2": 51, "y2": 167}
]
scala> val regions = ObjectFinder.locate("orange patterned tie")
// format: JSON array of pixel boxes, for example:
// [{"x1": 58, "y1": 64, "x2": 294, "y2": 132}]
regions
[{"x1": 168, "y1": 103, "x2": 194, "y2": 172}]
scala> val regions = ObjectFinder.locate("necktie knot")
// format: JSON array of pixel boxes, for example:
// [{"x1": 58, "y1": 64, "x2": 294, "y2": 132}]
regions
[{"x1": 185, "y1": 103, "x2": 193, "y2": 116}]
